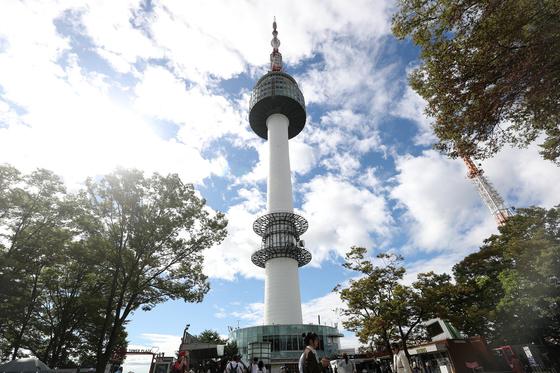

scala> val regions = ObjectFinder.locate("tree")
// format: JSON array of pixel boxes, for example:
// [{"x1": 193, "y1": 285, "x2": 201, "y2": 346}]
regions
[
  {"x1": 197, "y1": 330, "x2": 227, "y2": 344},
  {"x1": 1, "y1": 166, "x2": 228, "y2": 369},
  {"x1": 452, "y1": 206, "x2": 560, "y2": 345},
  {"x1": 392, "y1": 0, "x2": 560, "y2": 164},
  {"x1": 31, "y1": 239, "x2": 109, "y2": 367},
  {"x1": 335, "y1": 248, "x2": 453, "y2": 360},
  {"x1": 222, "y1": 341, "x2": 238, "y2": 362},
  {"x1": 0, "y1": 166, "x2": 71, "y2": 360},
  {"x1": 451, "y1": 240, "x2": 509, "y2": 341},
  {"x1": 335, "y1": 248, "x2": 402, "y2": 357},
  {"x1": 81, "y1": 169, "x2": 227, "y2": 373}
]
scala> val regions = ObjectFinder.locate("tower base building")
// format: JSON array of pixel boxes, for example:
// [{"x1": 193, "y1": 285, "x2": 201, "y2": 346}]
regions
[
  {"x1": 230, "y1": 325, "x2": 341, "y2": 372},
  {"x1": 229, "y1": 20, "x2": 342, "y2": 372}
]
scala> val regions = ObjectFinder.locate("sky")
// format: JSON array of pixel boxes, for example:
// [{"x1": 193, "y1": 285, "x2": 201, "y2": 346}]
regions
[{"x1": 1, "y1": 1, "x2": 559, "y2": 372}]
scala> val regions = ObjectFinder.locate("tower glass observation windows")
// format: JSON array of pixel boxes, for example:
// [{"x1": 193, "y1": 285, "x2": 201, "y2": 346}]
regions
[{"x1": 249, "y1": 72, "x2": 305, "y2": 110}]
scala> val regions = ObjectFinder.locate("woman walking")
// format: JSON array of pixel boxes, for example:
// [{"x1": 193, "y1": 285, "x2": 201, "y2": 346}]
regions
[
  {"x1": 300, "y1": 332, "x2": 322, "y2": 373},
  {"x1": 337, "y1": 354, "x2": 356, "y2": 373}
]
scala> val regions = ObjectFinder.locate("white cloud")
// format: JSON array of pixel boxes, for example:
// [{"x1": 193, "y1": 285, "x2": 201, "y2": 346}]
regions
[
  {"x1": 0, "y1": 61, "x2": 227, "y2": 186},
  {"x1": 392, "y1": 86, "x2": 436, "y2": 146},
  {"x1": 203, "y1": 187, "x2": 266, "y2": 281},
  {"x1": 402, "y1": 253, "x2": 464, "y2": 285},
  {"x1": 77, "y1": 0, "x2": 163, "y2": 73},
  {"x1": 44, "y1": 0, "x2": 393, "y2": 86},
  {"x1": 133, "y1": 65, "x2": 251, "y2": 150},
  {"x1": 231, "y1": 303, "x2": 265, "y2": 324},
  {"x1": 482, "y1": 141, "x2": 560, "y2": 208},
  {"x1": 146, "y1": 0, "x2": 393, "y2": 83},
  {"x1": 0, "y1": 4, "x2": 229, "y2": 187},
  {"x1": 390, "y1": 144, "x2": 560, "y2": 257},
  {"x1": 139, "y1": 333, "x2": 182, "y2": 356},
  {"x1": 300, "y1": 174, "x2": 393, "y2": 264},
  {"x1": 298, "y1": 28, "x2": 400, "y2": 115},
  {"x1": 391, "y1": 150, "x2": 492, "y2": 253},
  {"x1": 302, "y1": 291, "x2": 343, "y2": 327},
  {"x1": 322, "y1": 152, "x2": 361, "y2": 178}
]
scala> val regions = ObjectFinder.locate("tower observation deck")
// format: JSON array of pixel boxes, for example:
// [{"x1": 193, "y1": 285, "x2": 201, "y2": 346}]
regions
[{"x1": 249, "y1": 19, "x2": 311, "y2": 325}]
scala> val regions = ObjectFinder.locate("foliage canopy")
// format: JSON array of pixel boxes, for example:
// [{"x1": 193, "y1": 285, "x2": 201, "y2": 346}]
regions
[
  {"x1": 0, "y1": 166, "x2": 227, "y2": 371},
  {"x1": 392, "y1": 0, "x2": 560, "y2": 163}
]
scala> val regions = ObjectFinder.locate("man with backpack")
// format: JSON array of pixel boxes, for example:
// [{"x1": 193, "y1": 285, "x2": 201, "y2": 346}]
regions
[{"x1": 226, "y1": 356, "x2": 244, "y2": 373}]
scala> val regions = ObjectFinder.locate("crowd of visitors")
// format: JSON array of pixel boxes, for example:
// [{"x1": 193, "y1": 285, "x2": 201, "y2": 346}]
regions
[{"x1": 184, "y1": 332, "x2": 416, "y2": 373}]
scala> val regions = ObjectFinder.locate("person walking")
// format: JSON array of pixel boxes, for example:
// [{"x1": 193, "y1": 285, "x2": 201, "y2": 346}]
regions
[
  {"x1": 300, "y1": 332, "x2": 322, "y2": 373},
  {"x1": 226, "y1": 356, "x2": 244, "y2": 373},
  {"x1": 250, "y1": 358, "x2": 259, "y2": 373},
  {"x1": 391, "y1": 344, "x2": 412, "y2": 373},
  {"x1": 321, "y1": 358, "x2": 333, "y2": 373},
  {"x1": 257, "y1": 361, "x2": 267, "y2": 373},
  {"x1": 173, "y1": 352, "x2": 189, "y2": 373},
  {"x1": 337, "y1": 354, "x2": 356, "y2": 373}
]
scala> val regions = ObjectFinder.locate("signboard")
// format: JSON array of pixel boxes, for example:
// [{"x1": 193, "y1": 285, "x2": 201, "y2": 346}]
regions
[
  {"x1": 523, "y1": 346, "x2": 538, "y2": 367},
  {"x1": 128, "y1": 349, "x2": 156, "y2": 354}
]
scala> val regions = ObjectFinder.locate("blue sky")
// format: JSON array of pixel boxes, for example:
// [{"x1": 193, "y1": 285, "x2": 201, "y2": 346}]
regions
[{"x1": 1, "y1": 1, "x2": 559, "y2": 372}]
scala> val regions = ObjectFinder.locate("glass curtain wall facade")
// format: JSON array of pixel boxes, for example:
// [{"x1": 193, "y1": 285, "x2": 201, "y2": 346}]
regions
[{"x1": 230, "y1": 324, "x2": 342, "y2": 362}]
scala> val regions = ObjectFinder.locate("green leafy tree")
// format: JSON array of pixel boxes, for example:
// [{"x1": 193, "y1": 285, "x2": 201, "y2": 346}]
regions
[
  {"x1": 0, "y1": 166, "x2": 71, "y2": 360},
  {"x1": 452, "y1": 206, "x2": 560, "y2": 345},
  {"x1": 32, "y1": 240, "x2": 108, "y2": 367},
  {"x1": 495, "y1": 207, "x2": 560, "y2": 344},
  {"x1": 335, "y1": 248, "x2": 453, "y2": 360},
  {"x1": 392, "y1": 0, "x2": 560, "y2": 163},
  {"x1": 81, "y1": 169, "x2": 228, "y2": 373},
  {"x1": 1, "y1": 166, "x2": 228, "y2": 369},
  {"x1": 335, "y1": 248, "x2": 402, "y2": 357},
  {"x1": 451, "y1": 241, "x2": 509, "y2": 341},
  {"x1": 197, "y1": 330, "x2": 227, "y2": 344},
  {"x1": 222, "y1": 341, "x2": 238, "y2": 362}
]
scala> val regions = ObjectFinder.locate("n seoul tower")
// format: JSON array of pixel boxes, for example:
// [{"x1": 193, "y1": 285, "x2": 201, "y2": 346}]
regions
[{"x1": 249, "y1": 19, "x2": 311, "y2": 325}]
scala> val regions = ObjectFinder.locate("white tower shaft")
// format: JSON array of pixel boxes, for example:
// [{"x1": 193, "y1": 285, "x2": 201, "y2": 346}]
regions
[
  {"x1": 267, "y1": 113, "x2": 294, "y2": 213},
  {"x1": 264, "y1": 113, "x2": 303, "y2": 325},
  {"x1": 264, "y1": 257, "x2": 303, "y2": 324}
]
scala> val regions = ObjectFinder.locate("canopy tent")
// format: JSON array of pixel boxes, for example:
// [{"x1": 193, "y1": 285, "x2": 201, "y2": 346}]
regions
[{"x1": 0, "y1": 358, "x2": 53, "y2": 373}]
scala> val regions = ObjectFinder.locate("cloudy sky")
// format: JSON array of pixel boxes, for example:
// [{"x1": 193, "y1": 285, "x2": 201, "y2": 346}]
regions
[{"x1": 1, "y1": 0, "x2": 559, "y2": 371}]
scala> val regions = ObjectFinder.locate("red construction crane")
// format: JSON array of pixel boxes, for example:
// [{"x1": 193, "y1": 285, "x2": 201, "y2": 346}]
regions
[{"x1": 462, "y1": 156, "x2": 515, "y2": 226}]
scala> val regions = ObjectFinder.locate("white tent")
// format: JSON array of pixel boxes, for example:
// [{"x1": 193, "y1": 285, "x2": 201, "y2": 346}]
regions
[{"x1": 0, "y1": 358, "x2": 53, "y2": 373}]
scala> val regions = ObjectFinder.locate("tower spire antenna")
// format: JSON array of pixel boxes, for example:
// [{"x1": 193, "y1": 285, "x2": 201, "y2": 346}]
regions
[{"x1": 270, "y1": 17, "x2": 283, "y2": 71}]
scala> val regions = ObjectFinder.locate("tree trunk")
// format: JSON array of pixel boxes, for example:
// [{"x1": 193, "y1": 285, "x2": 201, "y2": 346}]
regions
[
  {"x1": 382, "y1": 329, "x2": 393, "y2": 361},
  {"x1": 397, "y1": 326, "x2": 412, "y2": 366},
  {"x1": 95, "y1": 354, "x2": 110, "y2": 373},
  {"x1": 95, "y1": 264, "x2": 121, "y2": 373},
  {"x1": 11, "y1": 268, "x2": 41, "y2": 360}
]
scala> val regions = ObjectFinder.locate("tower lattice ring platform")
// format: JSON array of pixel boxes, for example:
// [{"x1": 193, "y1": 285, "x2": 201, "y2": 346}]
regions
[{"x1": 251, "y1": 212, "x2": 311, "y2": 268}]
